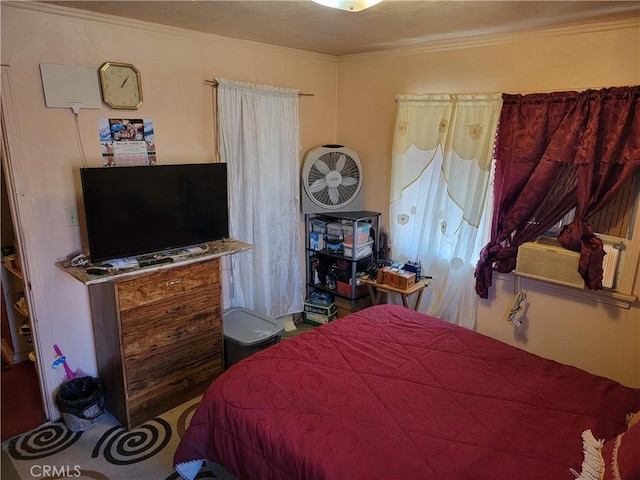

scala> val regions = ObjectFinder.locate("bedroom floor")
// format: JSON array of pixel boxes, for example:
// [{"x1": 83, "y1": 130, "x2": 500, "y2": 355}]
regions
[
  {"x1": 0, "y1": 319, "x2": 313, "y2": 443},
  {"x1": 282, "y1": 320, "x2": 316, "y2": 339},
  {"x1": 1, "y1": 359, "x2": 45, "y2": 441}
]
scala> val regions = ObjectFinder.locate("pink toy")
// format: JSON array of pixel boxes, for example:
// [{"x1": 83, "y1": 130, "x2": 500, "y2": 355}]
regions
[{"x1": 52, "y1": 344, "x2": 83, "y2": 381}]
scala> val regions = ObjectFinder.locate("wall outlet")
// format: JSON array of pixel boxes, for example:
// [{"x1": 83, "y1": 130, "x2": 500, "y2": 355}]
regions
[{"x1": 65, "y1": 206, "x2": 79, "y2": 227}]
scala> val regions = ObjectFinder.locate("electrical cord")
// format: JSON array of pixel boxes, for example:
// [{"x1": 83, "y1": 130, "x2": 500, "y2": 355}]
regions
[
  {"x1": 508, "y1": 291, "x2": 527, "y2": 327},
  {"x1": 73, "y1": 112, "x2": 89, "y2": 167}
]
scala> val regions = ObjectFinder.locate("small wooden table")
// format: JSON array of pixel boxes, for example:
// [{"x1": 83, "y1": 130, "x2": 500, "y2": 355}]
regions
[{"x1": 363, "y1": 277, "x2": 430, "y2": 311}]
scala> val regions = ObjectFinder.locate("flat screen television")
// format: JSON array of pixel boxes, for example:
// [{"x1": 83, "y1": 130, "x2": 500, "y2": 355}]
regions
[{"x1": 80, "y1": 163, "x2": 229, "y2": 263}]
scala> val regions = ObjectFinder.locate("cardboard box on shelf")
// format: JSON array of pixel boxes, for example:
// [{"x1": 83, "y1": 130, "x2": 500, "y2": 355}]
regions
[
  {"x1": 303, "y1": 311, "x2": 336, "y2": 326},
  {"x1": 309, "y1": 232, "x2": 324, "y2": 251},
  {"x1": 304, "y1": 300, "x2": 337, "y2": 317}
]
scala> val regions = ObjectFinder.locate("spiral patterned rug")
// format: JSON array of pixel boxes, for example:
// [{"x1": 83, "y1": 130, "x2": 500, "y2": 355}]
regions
[{"x1": 1, "y1": 396, "x2": 237, "y2": 480}]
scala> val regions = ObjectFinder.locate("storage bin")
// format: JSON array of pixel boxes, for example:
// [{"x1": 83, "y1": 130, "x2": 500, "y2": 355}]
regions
[
  {"x1": 343, "y1": 223, "x2": 371, "y2": 246},
  {"x1": 310, "y1": 218, "x2": 328, "y2": 234},
  {"x1": 342, "y1": 241, "x2": 373, "y2": 259},
  {"x1": 327, "y1": 222, "x2": 344, "y2": 239},
  {"x1": 325, "y1": 237, "x2": 343, "y2": 254},
  {"x1": 336, "y1": 280, "x2": 368, "y2": 297},
  {"x1": 223, "y1": 308, "x2": 284, "y2": 367}
]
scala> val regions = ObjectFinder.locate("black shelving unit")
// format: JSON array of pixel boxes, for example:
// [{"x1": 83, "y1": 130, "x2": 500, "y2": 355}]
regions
[{"x1": 305, "y1": 211, "x2": 381, "y2": 314}]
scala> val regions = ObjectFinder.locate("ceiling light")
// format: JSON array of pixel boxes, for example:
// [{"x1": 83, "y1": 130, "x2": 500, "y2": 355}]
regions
[{"x1": 312, "y1": 0, "x2": 383, "y2": 12}]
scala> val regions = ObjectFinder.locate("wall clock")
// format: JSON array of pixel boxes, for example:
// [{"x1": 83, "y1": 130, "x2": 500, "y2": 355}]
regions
[{"x1": 98, "y1": 62, "x2": 143, "y2": 110}]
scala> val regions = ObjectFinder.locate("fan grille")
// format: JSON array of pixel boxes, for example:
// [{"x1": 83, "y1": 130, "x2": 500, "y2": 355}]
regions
[{"x1": 305, "y1": 151, "x2": 362, "y2": 209}]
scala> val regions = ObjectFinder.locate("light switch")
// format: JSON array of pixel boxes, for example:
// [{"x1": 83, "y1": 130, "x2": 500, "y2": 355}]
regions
[{"x1": 65, "y1": 207, "x2": 79, "y2": 227}]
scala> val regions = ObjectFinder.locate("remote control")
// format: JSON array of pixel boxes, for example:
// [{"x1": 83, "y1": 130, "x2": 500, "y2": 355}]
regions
[
  {"x1": 86, "y1": 267, "x2": 109, "y2": 275},
  {"x1": 137, "y1": 257, "x2": 174, "y2": 268}
]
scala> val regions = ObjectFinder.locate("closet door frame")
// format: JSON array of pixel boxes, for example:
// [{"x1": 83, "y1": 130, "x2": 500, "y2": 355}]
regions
[{"x1": 1, "y1": 66, "x2": 51, "y2": 420}]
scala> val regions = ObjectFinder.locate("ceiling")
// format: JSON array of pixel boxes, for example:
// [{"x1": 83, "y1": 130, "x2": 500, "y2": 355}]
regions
[{"x1": 46, "y1": 1, "x2": 640, "y2": 56}]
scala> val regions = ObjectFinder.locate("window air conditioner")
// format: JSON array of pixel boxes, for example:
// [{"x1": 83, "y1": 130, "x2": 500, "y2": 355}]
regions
[{"x1": 515, "y1": 240, "x2": 620, "y2": 290}]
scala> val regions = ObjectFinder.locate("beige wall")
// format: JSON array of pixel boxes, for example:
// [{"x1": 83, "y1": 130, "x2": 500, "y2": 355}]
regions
[
  {"x1": 2, "y1": 4, "x2": 639, "y2": 422},
  {"x1": 1, "y1": 3, "x2": 339, "y2": 418},
  {"x1": 336, "y1": 22, "x2": 640, "y2": 386}
]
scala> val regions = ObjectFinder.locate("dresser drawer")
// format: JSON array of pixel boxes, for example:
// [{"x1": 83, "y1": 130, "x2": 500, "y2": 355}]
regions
[
  {"x1": 122, "y1": 316, "x2": 222, "y2": 376},
  {"x1": 127, "y1": 352, "x2": 224, "y2": 428},
  {"x1": 116, "y1": 259, "x2": 220, "y2": 311},
  {"x1": 121, "y1": 286, "x2": 222, "y2": 383},
  {"x1": 124, "y1": 327, "x2": 222, "y2": 393},
  {"x1": 120, "y1": 286, "x2": 221, "y2": 348}
]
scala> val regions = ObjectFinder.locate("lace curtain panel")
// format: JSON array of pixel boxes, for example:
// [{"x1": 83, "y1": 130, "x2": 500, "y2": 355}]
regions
[
  {"x1": 390, "y1": 93, "x2": 502, "y2": 329},
  {"x1": 475, "y1": 86, "x2": 640, "y2": 298},
  {"x1": 216, "y1": 77, "x2": 304, "y2": 318}
]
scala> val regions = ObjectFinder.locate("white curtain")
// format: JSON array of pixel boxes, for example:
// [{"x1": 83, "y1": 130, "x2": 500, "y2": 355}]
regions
[
  {"x1": 389, "y1": 93, "x2": 502, "y2": 329},
  {"x1": 216, "y1": 77, "x2": 304, "y2": 318}
]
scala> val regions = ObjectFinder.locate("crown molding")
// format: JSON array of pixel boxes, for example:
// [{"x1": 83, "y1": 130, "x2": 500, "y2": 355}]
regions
[
  {"x1": 5, "y1": 2, "x2": 637, "y2": 63},
  {"x1": 3, "y1": 2, "x2": 338, "y2": 63},
  {"x1": 338, "y1": 16, "x2": 640, "y2": 63}
]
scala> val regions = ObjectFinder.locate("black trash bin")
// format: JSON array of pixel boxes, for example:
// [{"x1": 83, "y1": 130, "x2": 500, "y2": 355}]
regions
[{"x1": 56, "y1": 376, "x2": 104, "y2": 431}]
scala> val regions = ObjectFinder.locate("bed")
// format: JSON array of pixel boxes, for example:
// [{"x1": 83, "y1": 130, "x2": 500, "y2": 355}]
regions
[{"x1": 174, "y1": 304, "x2": 640, "y2": 480}]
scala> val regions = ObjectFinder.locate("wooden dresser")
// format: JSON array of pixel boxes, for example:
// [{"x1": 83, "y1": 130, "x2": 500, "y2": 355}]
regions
[{"x1": 58, "y1": 239, "x2": 252, "y2": 430}]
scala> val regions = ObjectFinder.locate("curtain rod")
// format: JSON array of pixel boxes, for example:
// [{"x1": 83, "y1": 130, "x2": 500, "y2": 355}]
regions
[{"x1": 204, "y1": 79, "x2": 314, "y2": 97}]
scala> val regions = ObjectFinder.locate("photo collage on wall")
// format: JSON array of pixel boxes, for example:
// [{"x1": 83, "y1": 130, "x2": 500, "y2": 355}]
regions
[{"x1": 99, "y1": 118, "x2": 156, "y2": 166}]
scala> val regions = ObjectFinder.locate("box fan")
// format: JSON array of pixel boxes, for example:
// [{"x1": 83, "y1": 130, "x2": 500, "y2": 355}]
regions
[{"x1": 302, "y1": 144, "x2": 364, "y2": 213}]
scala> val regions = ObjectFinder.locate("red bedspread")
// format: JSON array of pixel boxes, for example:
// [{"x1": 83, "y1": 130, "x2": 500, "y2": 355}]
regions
[{"x1": 174, "y1": 305, "x2": 640, "y2": 479}]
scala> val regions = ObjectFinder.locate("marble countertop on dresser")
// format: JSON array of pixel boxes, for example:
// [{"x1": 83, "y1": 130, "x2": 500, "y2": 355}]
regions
[{"x1": 57, "y1": 238, "x2": 253, "y2": 285}]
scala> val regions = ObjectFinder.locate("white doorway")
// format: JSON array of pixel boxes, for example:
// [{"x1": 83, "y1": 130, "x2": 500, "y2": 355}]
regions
[{"x1": 1, "y1": 66, "x2": 50, "y2": 433}]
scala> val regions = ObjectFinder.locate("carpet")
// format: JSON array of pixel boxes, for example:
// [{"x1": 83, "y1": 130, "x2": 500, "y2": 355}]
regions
[
  {"x1": 1, "y1": 360, "x2": 46, "y2": 442},
  {"x1": 1, "y1": 396, "x2": 238, "y2": 480}
]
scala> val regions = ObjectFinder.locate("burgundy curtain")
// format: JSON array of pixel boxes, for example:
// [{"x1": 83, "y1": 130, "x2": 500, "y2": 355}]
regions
[{"x1": 475, "y1": 86, "x2": 640, "y2": 299}]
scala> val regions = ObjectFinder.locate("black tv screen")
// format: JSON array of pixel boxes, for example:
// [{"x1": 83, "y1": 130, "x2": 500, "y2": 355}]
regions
[{"x1": 80, "y1": 163, "x2": 229, "y2": 263}]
